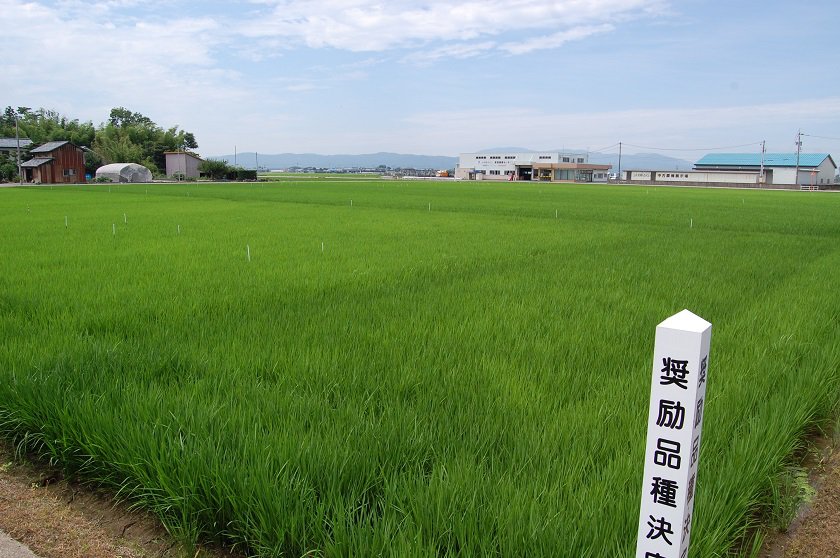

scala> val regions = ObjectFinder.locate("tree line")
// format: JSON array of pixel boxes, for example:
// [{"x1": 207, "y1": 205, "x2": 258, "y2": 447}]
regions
[{"x1": 0, "y1": 106, "x2": 198, "y2": 180}]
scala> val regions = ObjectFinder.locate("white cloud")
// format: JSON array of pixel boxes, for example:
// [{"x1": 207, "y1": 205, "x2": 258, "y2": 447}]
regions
[
  {"x1": 0, "y1": 0, "x2": 278, "y2": 155},
  {"x1": 402, "y1": 41, "x2": 496, "y2": 65},
  {"x1": 285, "y1": 82, "x2": 321, "y2": 92},
  {"x1": 500, "y1": 24, "x2": 615, "y2": 55},
  {"x1": 241, "y1": 0, "x2": 663, "y2": 57}
]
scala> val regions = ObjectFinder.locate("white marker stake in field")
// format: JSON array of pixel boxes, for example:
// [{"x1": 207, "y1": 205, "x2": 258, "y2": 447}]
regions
[
  {"x1": 246, "y1": 244, "x2": 251, "y2": 262},
  {"x1": 637, "y1": 309, "x2": 711, "y2": 558},
  {"x1": 124, "y1": 213, "x2": 127, "y2": 224},
  {"x1": 64, "y1": 216, "x2": 68, "y2": 228}
]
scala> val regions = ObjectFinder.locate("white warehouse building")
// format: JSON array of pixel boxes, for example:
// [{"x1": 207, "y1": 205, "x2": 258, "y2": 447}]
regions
[
  {"x1": 622, "y1": 153, "x2": 836, "y2": 189},
  {"x1": 456, "y1": 152, "x2": 611, "y2": 182},
  {"x1": 693, "y1": 153, "x2": 836, "y2": 188}
]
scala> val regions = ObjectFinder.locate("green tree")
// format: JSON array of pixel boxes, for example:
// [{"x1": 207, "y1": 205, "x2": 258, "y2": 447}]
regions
[
  {"x1": 183, "y1": 132, "x2": 198, "y2": 150},
  {"x1": 108, "y1": 107, "x2": 154, "y2": 128},
  {"x1": 94, "y1": 107, "x2": 199, "y2": 172},
  {"x1": 84, "y1": 149, "x2": 103, "y2": 176},
  {"x1": 198, "y1": 159, "x2": 230, "y2": 180},
  {"x1": 0, "y1": 152, "x2": 18, "y2": 182},
  {"x1": 0, "y1": 106, "x2": 95, "y2": 147}
]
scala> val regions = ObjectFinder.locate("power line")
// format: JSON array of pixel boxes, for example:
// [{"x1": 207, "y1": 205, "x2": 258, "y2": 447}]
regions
[
  {"x1": 621, "y1": 141, "x2": 764, "y2": 152},
  {"x1": 802, "y1": 133, "x2": 840, "y2": 142},
  {"x1": 589, "y1": 142, "x2": 620, "y2": 153}
]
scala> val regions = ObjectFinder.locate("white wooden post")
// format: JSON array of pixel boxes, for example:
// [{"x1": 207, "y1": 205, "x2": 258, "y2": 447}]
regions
[{"x1": 636, "y1": 309, "x2": 711, "y2": 558}]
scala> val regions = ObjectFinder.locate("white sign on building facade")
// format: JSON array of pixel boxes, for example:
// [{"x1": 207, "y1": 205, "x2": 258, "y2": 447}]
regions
[{"x1": 636, "y1": 310, "x2": 712, "y2": 558}]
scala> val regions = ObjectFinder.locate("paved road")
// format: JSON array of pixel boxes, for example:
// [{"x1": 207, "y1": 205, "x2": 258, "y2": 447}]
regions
[{"x1": 0, "y1": 530, "x2": 40, "y2": 558}]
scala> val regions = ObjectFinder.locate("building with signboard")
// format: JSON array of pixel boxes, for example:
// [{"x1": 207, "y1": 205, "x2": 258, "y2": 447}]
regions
[
  {"x1": 621, "y1": 169, "x2": 762, "y2": 186},
  {"x1": 693, "y1": 153, "x2": 835, "y2": 188},
  {"x1": 621, "y1": 153, "x2": 836, "y2": 189},
  {"x1": 455, "y1": 152, "x2": 611, "y2": 182},
  {"x1": 621, "y1": 153, "x2": 837, "y2": 190}
]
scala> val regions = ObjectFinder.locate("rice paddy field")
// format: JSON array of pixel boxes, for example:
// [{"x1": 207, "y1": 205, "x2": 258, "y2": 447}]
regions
[{"x1": 0, "y1": 178, "x2": 839, "y2": 557}]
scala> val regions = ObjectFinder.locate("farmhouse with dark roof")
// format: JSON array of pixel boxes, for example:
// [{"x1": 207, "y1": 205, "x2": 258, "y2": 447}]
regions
[{"x1": 20, "y1": 140, "x2": 86, "y2": 184}]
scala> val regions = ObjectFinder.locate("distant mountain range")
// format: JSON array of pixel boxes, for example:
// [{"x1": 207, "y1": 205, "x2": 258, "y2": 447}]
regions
[
  {"x1": 210, "y1": 150, "x2": 693, "y2": 171},
  {"x1": 481, "y1": 147, "x2": 693, "y2": 171},
  {"x1": 214, "y1": 152, "x2": 458, "y2": 170},
  {"x1": 587, "y1": 152, "x2": 693, "y2": 171}
]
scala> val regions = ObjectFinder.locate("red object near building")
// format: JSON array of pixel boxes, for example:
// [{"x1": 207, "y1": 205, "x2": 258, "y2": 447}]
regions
[{"x1": 20, "y1": 141, "x2": 86, "y2": 184}]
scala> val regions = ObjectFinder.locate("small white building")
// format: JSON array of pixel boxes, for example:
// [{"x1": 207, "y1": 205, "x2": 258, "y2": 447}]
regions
[
  {"x1": 165, "y1": 150, "x2": 203, "y2": 179},
  {"x1": 456, "y1": 152, "x2": 611, "y2": 182},
  {"x1": 622, "y1": 170, "x2": 762, "y2": 185}
]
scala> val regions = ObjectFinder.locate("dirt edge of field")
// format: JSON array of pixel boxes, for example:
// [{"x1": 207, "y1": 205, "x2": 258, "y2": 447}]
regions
[
  {"x1": 0, "y1": 441, "x2": 239, "y2": 558},
  {"x1": 759, "y1": 424, "x2": 840, "y2": 558}
]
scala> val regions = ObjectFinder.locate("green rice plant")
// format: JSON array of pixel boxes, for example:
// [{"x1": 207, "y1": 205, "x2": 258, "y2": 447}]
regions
[{"x1": 0, "y1": 180, "x2": 838, "y2": 556}]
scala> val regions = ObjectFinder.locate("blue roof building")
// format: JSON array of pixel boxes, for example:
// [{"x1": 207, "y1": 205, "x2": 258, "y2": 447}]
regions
[{"x1": 694, "y1": 153, "x2": 836, "y2": 187}]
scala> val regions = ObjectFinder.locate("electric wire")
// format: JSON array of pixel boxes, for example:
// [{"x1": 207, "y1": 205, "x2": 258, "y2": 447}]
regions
[
  {"x1": 620, "y1": 141, "x2": 763, "y2": 152},
  {"x1": 802, "y1": 133, "x2": 840, "y2": 142},
  {"x1": 589, "y1": 142, "x2": 620, "y2": 153}
]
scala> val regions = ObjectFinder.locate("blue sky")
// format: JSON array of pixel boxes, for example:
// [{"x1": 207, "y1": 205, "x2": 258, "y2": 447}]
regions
[{"x1": 2, "y1": 0, "x2": 839, "y2": 161}]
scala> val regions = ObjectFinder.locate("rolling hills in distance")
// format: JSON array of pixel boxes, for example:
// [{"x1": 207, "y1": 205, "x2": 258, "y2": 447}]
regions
[{"x1": 212, "y1": 149, "x2": 694, "y2": 171}]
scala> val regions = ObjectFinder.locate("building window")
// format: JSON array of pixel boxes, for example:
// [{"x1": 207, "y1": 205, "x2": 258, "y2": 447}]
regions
[
  {"x1": 562, "y1": 157, "x2": 569, "y2": 162},
  {"x1": 539, "y1": 156, "x2": 551, "y2": 160},
  {"x1": 577, "y1": 158, "x2": 584, "y2": 163},
  {"x1": 505, "y1": 156, "x2": 515, "y2": 159},
  {"x1": 63, "y1": 168, "x2": 75, "y2": 176}
]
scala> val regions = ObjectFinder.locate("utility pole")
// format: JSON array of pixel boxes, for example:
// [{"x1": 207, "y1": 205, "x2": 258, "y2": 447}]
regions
[
  {"x1": 759, "y1": 140, "x2": 765, "y2": 187},
  {"x1": 794, "y1": 129, "x2": 802, "y2": 189},
  {"x1": 617, "y1": 141, "x2": 622, "y2": 183},
  {"x1": 15, "y1": 111, "x2": 22, "y2": 185}
]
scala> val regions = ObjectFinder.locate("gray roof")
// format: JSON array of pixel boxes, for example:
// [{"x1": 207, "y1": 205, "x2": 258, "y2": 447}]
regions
[
  {"x1": 20, "y1": 157, "x2": 53, "y2": 168},
  {"x1": 30, "y1": 140, "x2": 70, "y2": 153},
  {"x1": 0, "y1": 138, "x2": 32, "y2": 149}
]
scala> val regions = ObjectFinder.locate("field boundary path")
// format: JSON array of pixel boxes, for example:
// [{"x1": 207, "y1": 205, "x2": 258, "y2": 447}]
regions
[
  {"x1": 0, "y1": 442, "x2": 232, "y2": 558},
  {"x1": 760, "y1": 431, "x2": 840, "y2": 557}
]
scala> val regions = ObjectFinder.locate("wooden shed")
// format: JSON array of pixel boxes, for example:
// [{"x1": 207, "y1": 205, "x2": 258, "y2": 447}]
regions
[{"x1": 21, "y1": 141, "x2": 86, "y2": 184}]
